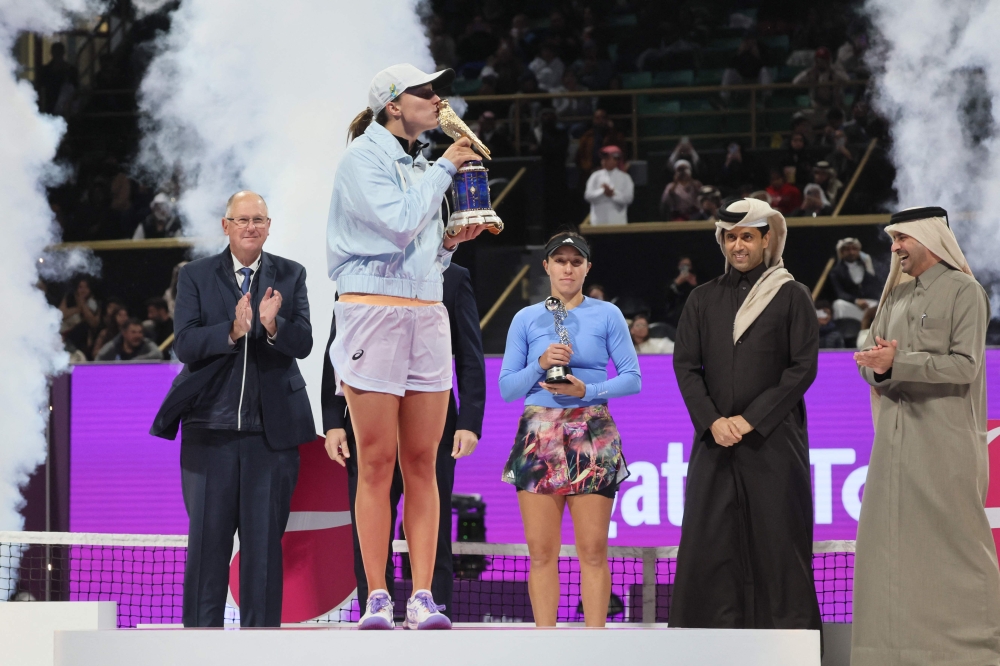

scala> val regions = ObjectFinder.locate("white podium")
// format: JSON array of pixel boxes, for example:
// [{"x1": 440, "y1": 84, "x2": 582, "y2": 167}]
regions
[
  {"x1": 1, "y1": 601, "x2": 116, "y2": 666},
  {"x1": 54, "y1": 625, "x2": 820, "y2": 666}
]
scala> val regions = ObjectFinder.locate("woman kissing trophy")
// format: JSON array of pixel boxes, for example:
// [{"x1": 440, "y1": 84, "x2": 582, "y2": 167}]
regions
[{"x1": 437, "y1": 100, "x2": 504, "y2": 236}]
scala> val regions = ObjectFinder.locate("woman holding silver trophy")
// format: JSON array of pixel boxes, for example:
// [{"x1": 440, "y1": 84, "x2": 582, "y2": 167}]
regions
[
  {"x1": 499, "y1": 231, "x2": 641, "y2": 627},
  {"x1": 326, "y1": 64, "x2": 490, "y2": 630}
]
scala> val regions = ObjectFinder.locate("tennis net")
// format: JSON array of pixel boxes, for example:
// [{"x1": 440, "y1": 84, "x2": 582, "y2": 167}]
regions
[{"x1": 0, "y1": 531, "x2": 853, "y2": 627}]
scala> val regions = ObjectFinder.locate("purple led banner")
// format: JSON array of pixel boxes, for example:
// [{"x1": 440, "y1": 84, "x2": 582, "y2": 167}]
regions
[{"x1": 70, "y1": 352, "x2": 1000, "y2": 545}]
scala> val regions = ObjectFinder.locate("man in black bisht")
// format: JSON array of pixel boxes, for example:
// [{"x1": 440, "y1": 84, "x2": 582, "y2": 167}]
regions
[{"x1": 671, "y1": 197, "x2": 821, "y2": 631}]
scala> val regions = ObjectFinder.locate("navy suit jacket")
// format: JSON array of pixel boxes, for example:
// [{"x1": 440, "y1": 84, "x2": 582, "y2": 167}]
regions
[
  {"x1": 321, "y1": 263, "x2": 485, "y2": 437},
  {"x1": 151, "y1": 248, "x2": 315, "y2": 449}
]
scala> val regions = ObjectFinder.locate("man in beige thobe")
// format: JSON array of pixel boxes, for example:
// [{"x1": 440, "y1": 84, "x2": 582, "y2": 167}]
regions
[{"x1": 852, "y1": 207, "x2": 1000, "y2": 665}]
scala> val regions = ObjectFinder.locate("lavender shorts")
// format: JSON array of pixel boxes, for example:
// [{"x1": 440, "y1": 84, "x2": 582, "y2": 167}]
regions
[{"x1": 330, "y1": 300, "x2": 453, "y2": 397}]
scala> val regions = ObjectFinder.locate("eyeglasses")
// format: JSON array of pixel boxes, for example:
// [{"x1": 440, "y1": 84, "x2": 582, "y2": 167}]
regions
[{"x1": 225, "y1": 217, "x2": 269, "y2": 228}]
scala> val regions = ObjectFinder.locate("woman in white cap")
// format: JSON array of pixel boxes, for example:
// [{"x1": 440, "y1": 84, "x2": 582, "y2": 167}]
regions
[{"x1": 326, "y1": 64, "x2": 486, "y2": 630}]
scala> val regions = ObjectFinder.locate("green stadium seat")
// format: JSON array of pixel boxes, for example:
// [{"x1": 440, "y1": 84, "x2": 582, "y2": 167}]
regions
[
  {"x1": 796, "y1": 95, "x2": 812, "y2": 108},
  {"x1": 695, "y1": 69, "x2": 725, "y2": 85},
  {"x1": 701, "y1": 47, "x2": 733, "y2": 70},
  {"x1": 640, "y1": 118, "x2": 679, "y2": 136},
  {"x1": 451, "y1": 79, "x2": 482, "y2": 96},
  {"x1": 776, "y1": 65, "x2": 806, "y2": 82},
  {"x1": 637, "y1": 96, "x2": 681, "y2": 114},
  {"x1": 709, "y1": 37, "x2": 742, "y2": 50},
  {"x1": 761, "y1": 35, "x2": 791, "y2": 51},
  {"x1": 652, "y1": 70, "x2": 694, "y2": 87},
  {"x1": 680, "y1": 98, "x2": 714, "y2": 111},
  {"x1": 679, "y1": 116, "x2": 723, "y2": 135},
  {"x1": 621, "y1": 72, "x2": 652, "y2": 89},
  {"x1": 610, "y1": 14, "x2": 638, "y2": 27}
]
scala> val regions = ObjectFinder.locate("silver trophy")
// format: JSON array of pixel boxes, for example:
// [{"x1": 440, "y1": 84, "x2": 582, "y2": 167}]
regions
[{"x1": 544, "y1": 297, "x2": 572, "y2": 384}]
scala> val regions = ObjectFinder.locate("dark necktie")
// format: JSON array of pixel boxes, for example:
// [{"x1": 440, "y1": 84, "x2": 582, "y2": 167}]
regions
[{"x1": 239, "y1": 267, "x2": 253, "y2": 295}]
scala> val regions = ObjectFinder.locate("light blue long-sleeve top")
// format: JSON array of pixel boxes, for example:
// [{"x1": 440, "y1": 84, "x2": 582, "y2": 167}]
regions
[
  {"x1": 327, "y1": 121, "x2": 457, "y2": 301},
  {"x1": 499, "y1": 297, "x2": 641, "y2": 407}
]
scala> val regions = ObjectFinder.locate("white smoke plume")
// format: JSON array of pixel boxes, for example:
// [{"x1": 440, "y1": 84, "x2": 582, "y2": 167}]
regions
[
  {"x1": 865, "y1": 0, "x2": 1000, "y2": 308},
  {"x1": 138, "y1": 0, "x2": 434, "y2": 427},
  {"x1": 0, "y1": 0, "x2": 98, "y2": 598}
]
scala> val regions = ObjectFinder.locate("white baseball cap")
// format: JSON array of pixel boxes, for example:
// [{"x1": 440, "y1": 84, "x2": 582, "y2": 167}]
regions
[{"x1": 368, "y1": 64, "x2": 455, "y2": 114}]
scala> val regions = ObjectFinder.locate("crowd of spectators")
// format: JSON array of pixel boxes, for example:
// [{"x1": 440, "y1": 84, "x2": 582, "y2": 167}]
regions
[
  {"x1": 56, "y1": 272, "x2": 180, "y2": 364},
  {"x1": 419, "y1": 2, "x2": 883, "y2": 229}
]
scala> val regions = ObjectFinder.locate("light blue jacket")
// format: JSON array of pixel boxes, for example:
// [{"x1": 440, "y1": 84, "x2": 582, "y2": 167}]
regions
[{"x1": 327, "y1": 121, "x2": 457, "y2": 301}]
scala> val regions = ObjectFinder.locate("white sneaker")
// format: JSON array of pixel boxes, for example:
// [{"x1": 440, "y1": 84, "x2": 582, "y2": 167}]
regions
[
  {"x1": 358, "y1": 589, "x2": 394, "y2": 630},
  {"x1": 404, "y1": 589, "x2": 451, "y2": 630}
]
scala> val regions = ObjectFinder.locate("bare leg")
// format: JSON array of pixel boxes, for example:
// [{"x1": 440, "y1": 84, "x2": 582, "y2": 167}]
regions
[
  {"x1": 396, "y1": 389, "x2": 450, "y2": 593},
  {"x1": 517, "y1": 491, "x2": 567, "y2": 627},
  {"x1": 343, "y1": 385, "x2": 400, "y2": 596},
  {"x1": 567, "y1": 494, "x2": 614, "y2": 627}
]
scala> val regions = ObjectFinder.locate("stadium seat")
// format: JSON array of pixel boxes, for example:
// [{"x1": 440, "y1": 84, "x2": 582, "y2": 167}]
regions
[
  {"x1": 452, "y1": 79, "x2": 482, "y2": 96},
  {"x1": 776, "y1": 65, "x2": 806, "y2": 83},
  {"x1": 622, "y1": 71, "x2": 653, "y2": 89},
  {"x1": 652, "y1": 70, "x2": 694, "y2": 87},
  {"x1": 709, "y1": 37, "x2": 743, "y2": 50},
  {"x1": 694, "y1": 69, "x2": 725, "y2": 85},
  {"x1": 761, "y1": 35, "x2": 791, "y2": 52},
  {"x1": 637, "y1": 96, "x2": 681, "y2": 114}
]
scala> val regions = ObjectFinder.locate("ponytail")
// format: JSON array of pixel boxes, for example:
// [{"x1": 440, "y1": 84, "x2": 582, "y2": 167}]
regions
[{"x1": 347, "y1": 107, "x2": 388, "y2": 144}]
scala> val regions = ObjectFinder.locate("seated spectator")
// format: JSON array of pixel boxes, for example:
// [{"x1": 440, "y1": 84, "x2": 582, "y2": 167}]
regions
[
  {"x1": 668, "y1": 138, "x2": 701, "y2": 177},
  {"x1": 586, "y1": 284, "x2": 606, "y2": 301},
  {"x1": 456, "y1": 16, "x2": 499, "y2": 68},
  {"x1": 857, "y1": 305, "x2": 879, "y2": 350},
  {"x1": 843, "y1": 98, "x2": 873, "y2": 143},
  {"x1": 636, "y1": 22, "x2": 698, "y2": 72},
  {"x1": 143, "y1": 297, "x2": 174, "y2": 347},
  {"x1": 665, "y1": 257, "x2": 697, "y2": 328},
  {"x1": 830, "y1": 237, "x2": 883, "y2": 321},
  {"x1": 164, "y1": 261, "x2": 188, "y2": 317},
  {"x1": 133, "y1": 192, "x2": 182, "y2": 239},
  {"x1": 792, "y1": 47, "x2": 849, "y2": 120},
  {"x1": 764, "y1": 168, "x2": 802, "y2": 215},
  {"x1": 790, "y1": 113, "x2": 815, "y2": 146},
  {"x1": 36, "y1": 42, "x2": 77, "y2": 116},
  {"x1": 95, "y1": 318, "x2": 163, "y2": 361},
  {"x1": 694, "y1": 186, "x2": 721, "y2": 221},
  {"x1": 819, "y1": 108, "x2": 847, "y2": 148},
  {"x1": 836, "y1": 25, "x2": 869, "y2": 78},
  {"x1": 552, "y1": 70, "x2": 596, "y2": 131},
  {"x1": 508, "y1": 73, "x2": 543, "y2": 146},
  {"x1": 480, "y1": 43, "x2": 523, "y2": 95},
  {"x1": 719, "y1": 142, "x2": 750, "y2": 192},
  {"x1": 572, "y1": 42, "x2": 614, "y2": 91},
  {"x1": 59, "y1": 276, "x2": 101, "y2": 358},
  {"x1": 660, "y1": 160, "x2": 703, "y2": 220},
  {"x1": 824, "y1": 129, "x2": 856, "y2": 180},
  {"x1": 91, "y1": 300, "x2": 128, "y2": 360},
  {"x1": 812, "y1": 160, "x2": 844, "y2": 204},
  {"x1": 630, "y1": 315, "x2": 674, "y2": 354},
  {"x1": 721, "y1": 33, "x2": 774, "y2": 102},
  {"x1": 585, "y1": 146, "x2": 634, "y2": 226},
  {"x1": 576, "y1": 109, "x2": 627, "y2": 176},
  {"x1": 528, "y1": 42, "x2": 565, "y2": 92},
  {"x1": 790, "y1": 183, "x2": 833, "y2": 217},
  {"x1": 427, "y1": 14, "x2": 457, "y2": 68},
  {"x1": 815, "y1": 300, "x2": 845, "y2": 348},
  {"x1": 475, "y1": 111, "x2": 514, "y2": 157},
  {"x1": 782, "y1": 132, "x2": 813, "y2": 190}
]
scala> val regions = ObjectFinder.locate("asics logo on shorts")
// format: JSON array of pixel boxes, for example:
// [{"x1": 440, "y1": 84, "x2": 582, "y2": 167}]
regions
[{"x1": 352, "y1": 349, "x2": 364, "y2": 360}]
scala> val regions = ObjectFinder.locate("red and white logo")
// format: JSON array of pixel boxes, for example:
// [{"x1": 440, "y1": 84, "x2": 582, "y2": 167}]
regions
[
  {"x1": 985, "y1": 420, "x2": 1000, "y2": 559},
  {"x1": 228, "y1": 436, "x2": 357, "y2": 623}
]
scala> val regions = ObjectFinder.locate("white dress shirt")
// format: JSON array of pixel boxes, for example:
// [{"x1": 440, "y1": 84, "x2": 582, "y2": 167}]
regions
[
  {"x1": 229, "y1": 252, "x2": 276, "y2": 345},
  {"x1": 584, "y1": 167, "x2": 635, "y2": 225}
]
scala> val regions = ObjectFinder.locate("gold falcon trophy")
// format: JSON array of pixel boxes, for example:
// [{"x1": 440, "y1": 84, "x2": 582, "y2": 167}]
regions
[{"x1": 438, "y1": 100, "x2": 503, "y2": 236}]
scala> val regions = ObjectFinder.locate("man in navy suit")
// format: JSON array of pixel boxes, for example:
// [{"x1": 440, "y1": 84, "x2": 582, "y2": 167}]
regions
[
  {"x1": 151, "y1": 191, "x2": 314, "y2": 627},
  {"x1": 321, "y1": 263, "x2": 485, "y2": 618}
]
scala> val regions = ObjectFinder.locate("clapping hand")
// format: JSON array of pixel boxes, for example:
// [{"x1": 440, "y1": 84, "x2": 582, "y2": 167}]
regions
[
  {"x1": 259, "y1": 287, "x2": 281, "y2": 336},
  {"x1": 602, "y1": 183, "x2": 615, "y2": 197},
  {"x1": 231, "y1": 293, "x2": 252, "y2": 341},
  {"x1": 854, "y1": 336, "x2": 897, "y2": 374}
]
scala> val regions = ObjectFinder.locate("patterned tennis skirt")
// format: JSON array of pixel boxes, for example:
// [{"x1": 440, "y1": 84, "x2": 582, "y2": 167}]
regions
[{"x1": 502, "y1": 404, "x2": 629, "y2": 495}]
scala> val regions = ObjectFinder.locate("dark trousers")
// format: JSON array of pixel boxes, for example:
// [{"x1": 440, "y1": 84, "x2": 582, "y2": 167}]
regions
[
  {"x1": 180, "y1": 428, "x2": 299, "y2": 627},
  {"x1": 346, "y1": 424, "x2": 456, "y2": 617}
]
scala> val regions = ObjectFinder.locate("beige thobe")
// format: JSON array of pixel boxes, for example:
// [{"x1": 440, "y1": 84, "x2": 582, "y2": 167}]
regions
[{"x1": 852, "y1": 261, "x2": 1000, "y2": 665}]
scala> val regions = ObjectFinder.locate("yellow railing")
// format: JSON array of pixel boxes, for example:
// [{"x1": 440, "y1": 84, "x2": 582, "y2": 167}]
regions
[{"x1": 462, "y1": 80, "x2": 868, "y2": 153}]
